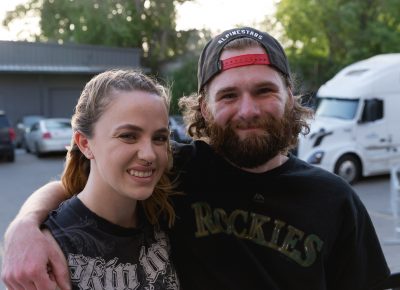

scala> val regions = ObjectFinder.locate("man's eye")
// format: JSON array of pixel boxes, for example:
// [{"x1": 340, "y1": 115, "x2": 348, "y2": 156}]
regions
[
  {"x1": 257, "y1": 87, "x2": 273, "y2": 94},
  {"x1": 220, "y1": 93, "x2": 236, "y2": 100}
]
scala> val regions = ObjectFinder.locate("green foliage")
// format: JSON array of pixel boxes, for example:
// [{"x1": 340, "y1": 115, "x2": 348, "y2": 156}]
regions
[
  {"x1": 271, "y1": 0, "x2": 400, "y2": 92},
  {"x1": 165, "y1": 29, "x2": 212, "y2": 115},
  {"x1": 3, "y1": 0, "x2": 194, "y2": 73},
  {"x1": 168, "y1": 58, "x2": 198, "y2": 114}
]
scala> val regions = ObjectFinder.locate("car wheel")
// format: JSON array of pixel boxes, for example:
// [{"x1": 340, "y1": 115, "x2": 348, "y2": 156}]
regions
[
  {"x1": 35, "y1": 143, "x2": 44, "y2": 158},
  {"x1": 6, "y1": 151, "x2": 15, "y2": 162},
  {"x1": 334, "y1": 155, "x2": 361, "y2": 184},
  {"x1": 22, "y1": 139, "x2": 30, "y2": 153}
]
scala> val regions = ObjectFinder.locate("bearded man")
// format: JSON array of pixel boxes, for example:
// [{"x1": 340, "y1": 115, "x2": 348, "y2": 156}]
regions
[{"x1": 2, "y1": 27, "x2": 390, "y2": 290}]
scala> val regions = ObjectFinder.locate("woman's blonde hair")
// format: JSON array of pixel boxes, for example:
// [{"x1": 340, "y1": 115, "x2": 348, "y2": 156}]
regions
[{"x1": 61, "y1": 69, "x2": 175, "y2": 226}]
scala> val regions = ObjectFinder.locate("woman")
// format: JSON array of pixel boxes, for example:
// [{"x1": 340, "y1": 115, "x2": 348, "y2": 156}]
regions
[{"x1": 42, "y1": 69, "x2": 180, "y2": 289}]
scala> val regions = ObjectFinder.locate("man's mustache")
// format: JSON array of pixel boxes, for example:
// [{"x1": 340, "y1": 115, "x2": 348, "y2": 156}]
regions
[{"x1": 228, "y1": 116, "x2": 278, "y2": 130}]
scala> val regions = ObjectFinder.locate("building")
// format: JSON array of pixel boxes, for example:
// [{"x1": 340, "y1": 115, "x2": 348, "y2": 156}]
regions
[{"x1": 0, "y1": 40, "x2": 142, "y2": 125}]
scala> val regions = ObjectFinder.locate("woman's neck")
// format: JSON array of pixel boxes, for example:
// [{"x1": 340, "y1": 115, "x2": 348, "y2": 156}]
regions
[{"x1": 78, "y1": 173, "x2": 138, "y2": 228}]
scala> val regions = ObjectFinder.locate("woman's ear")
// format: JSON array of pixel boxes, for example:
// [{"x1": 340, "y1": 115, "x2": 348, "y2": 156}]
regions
[{"x1": 74, "y1": 131, "x2": 93, "y2": 159}]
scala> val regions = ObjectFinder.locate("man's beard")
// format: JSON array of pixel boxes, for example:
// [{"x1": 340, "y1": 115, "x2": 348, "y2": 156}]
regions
[{"x1": 208, "y1": 106, "x2": 294, "y2": 169}]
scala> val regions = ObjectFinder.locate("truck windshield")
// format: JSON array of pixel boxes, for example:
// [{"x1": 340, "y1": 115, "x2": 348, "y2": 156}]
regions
[{"x1": 315, "y1": 97, "x2": 359, "y2": 120}]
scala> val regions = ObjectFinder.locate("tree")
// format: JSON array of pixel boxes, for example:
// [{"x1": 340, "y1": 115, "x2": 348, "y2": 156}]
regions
[
  {"x1": 166, "y1": 29, "x2": 212, "y2": 115},
  {"x1": 267, "y1": 0, "x2": 400, "y2": 92},
  {"x1": 168, "y1": 58, "x2": 198, "y2": 114},
  {"x1": 3, "y1": 0, "x2": 194, "y2": 73}
]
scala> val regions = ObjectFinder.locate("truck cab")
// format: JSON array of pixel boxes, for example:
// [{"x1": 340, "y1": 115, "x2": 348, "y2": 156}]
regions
[{"x1": 298, "y1": 54, "x2": 400, "y2": 183}]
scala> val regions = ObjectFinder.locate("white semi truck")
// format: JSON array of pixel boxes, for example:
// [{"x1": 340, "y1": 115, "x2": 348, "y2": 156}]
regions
[{"x1": 298, "y1": 53, "x2": 400, "y2": 184}]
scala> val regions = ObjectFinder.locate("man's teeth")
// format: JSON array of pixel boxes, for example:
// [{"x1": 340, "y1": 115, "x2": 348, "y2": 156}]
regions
[{"x1": 128, "y1": 170, "x2": 153, "y2": 177}]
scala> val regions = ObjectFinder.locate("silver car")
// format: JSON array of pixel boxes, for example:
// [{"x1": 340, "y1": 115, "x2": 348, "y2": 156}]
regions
[
  {"x1": 15, "y1": 115, "x2": 45, "y2": 149},
  {"x1": 25, "y1": 118, "x2": 72, "y2": 157}
]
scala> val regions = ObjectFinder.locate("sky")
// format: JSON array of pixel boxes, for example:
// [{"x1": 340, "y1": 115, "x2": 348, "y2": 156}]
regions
[{"x1": 0, "y1": 0, "x2": 275, "y2": 41}]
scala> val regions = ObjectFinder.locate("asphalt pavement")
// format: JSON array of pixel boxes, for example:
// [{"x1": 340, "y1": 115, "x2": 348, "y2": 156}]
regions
[
  {"x1": 0, "y1": 150, "x2": 399, "y2": 290},
  {"x1": 353, "y1": 174, "x2": 400, "y2": 273}
]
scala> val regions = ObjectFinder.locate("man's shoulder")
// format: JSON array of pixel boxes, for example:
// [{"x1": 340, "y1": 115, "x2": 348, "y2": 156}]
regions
[{"x1": 287, "y1": 155, "x2": 355, "y2": 194}]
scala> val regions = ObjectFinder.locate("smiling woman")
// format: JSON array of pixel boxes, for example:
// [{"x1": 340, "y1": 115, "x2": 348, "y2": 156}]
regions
[{"x1": 39, "y1": 70, "x2": 180, "y2": 289}]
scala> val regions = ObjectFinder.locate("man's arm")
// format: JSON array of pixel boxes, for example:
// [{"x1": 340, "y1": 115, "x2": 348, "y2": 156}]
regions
[{"x1": 1, "y1": 181, "x2": 72, "y2": 290}]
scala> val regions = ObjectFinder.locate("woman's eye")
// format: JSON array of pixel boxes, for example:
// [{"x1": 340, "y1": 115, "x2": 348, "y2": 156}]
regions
[
  {"x1": 153, "y1": 135, "x2": 168, "y2": 144},
  {"x1": 118, "y1": 133, "x2": 137, "y2": 142}
]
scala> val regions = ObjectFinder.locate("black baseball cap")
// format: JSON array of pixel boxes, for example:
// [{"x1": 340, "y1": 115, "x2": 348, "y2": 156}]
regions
[{"x1": 197, "y1": 27, "x2": 291, "y2": 93}]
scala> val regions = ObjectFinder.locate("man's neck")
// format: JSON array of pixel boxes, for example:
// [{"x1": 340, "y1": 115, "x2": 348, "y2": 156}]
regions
[{"x1": 236, "y1": 154, "x2": 289, "y2": 173}]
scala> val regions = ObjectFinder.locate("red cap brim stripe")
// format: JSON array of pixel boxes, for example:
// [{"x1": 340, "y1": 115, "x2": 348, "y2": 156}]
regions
[{"x1": 220, "y1": 54, "x2": 271, "y2": 71}]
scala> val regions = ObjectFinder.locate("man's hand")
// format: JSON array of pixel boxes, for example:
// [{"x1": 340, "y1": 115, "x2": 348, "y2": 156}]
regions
[{"x1": 1, "y1": 217, "x2": 71, "y2": 290}]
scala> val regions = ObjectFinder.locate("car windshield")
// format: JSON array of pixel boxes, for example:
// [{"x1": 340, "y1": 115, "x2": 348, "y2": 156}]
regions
[
  {"x1": 45, "y1": 120, "x2": 71, "y2": 129},
  {"x1": 316, "y1": 97, "x2": 359, "y2": 120},
  {"x1": 23, "y1": 116, "x2": 43, "y2": 126}
]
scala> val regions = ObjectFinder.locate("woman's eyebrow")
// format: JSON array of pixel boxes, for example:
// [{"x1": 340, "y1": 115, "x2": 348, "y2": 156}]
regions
[{"x1": 114, "y1": 124, "x2": 143, "y2": 132}]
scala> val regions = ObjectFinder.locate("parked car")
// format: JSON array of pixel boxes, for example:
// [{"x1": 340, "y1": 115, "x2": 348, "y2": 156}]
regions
[
  {"x1": 25, "y1": 118, "x2": 72, "y2": 157},
  {"x1": 0, "y1": 110, "x2": 15, "y2": 162},
  {"x1": 169, "y1": 115, "x2": 191, "y2": 143},
  {"x1": 15, "y1": 115, "x2": 45, "y2": 149}
]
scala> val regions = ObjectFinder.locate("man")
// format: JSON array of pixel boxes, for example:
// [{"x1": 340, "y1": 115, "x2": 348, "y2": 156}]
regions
[{"x1": 2, "y1": 27, "x2": 390, "y2": 290}]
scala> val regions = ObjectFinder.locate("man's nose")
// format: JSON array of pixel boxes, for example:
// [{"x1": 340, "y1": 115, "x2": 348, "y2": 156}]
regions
[{"x1": 237, "y1": 94, "x2": 261, "y2": 119}]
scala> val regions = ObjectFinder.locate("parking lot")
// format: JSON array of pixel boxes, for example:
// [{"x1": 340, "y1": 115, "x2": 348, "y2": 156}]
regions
[{"x1": 0, "y1": 149, "x2": 399, "y2": 289}]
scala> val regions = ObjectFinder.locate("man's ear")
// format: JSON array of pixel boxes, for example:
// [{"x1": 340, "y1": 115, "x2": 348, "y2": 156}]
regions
[
  {"x1": 200, "y1": 96, "x2": 212, "y2": 122},
  {"x1": 74, "y1": 131, "x2": 93, "y2": 159}
]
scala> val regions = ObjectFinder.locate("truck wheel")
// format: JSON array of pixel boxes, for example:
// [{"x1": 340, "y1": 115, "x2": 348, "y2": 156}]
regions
[{"x1": 334, "y1": 155, "x2": 361, "y2": 184}]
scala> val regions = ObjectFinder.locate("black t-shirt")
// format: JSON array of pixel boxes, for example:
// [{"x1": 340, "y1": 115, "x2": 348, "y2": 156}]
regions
[
  {"x1": 43, "y1": 196, "x2": 180, "y2": 290},
  {"x1": 169, "y1": 140, "x2": 390, "y2": 290}
]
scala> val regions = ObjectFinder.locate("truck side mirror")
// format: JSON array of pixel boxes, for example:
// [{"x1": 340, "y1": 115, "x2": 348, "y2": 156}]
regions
[{"x1": 359, "y1": 99, "x2": 383, "y2": 123}]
